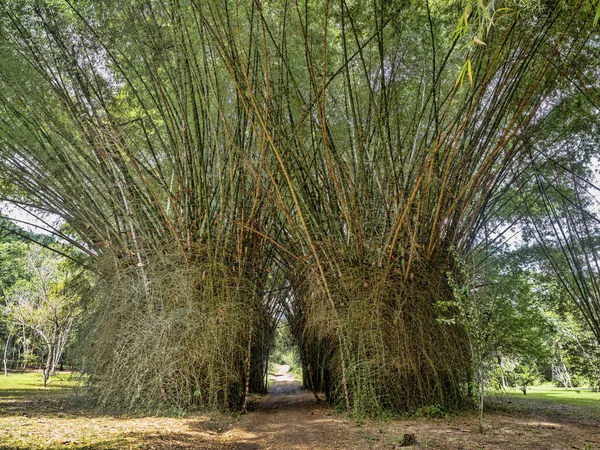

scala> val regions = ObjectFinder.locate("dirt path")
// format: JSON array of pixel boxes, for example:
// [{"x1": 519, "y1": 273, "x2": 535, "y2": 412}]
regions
[
  {"x1": 220, "y1": 364, "x2": 371, "y2": 450},
  {"x1": 3, "y1": 370, "x2": 600, "y2": 449},
  {"x1": 215, "y1": 367, "x2": 600, "y2": 449}
]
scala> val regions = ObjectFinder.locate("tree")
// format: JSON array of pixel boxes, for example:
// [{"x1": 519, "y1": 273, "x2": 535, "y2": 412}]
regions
[
  {"x1": 3, "y1": 246, "x2": 80, "y2": 385},
  {"x1": 475, "y1": 240, "x2": 600, "y2": 393}
]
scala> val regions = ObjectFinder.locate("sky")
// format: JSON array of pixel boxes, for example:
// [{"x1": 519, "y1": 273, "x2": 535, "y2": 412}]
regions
[{"x1": 0, "y1": 201, "x2": 62, "y2": 236}]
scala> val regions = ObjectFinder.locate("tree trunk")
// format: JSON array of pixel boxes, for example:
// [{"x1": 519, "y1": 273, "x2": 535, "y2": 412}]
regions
[
  {"x1": 478, "y1": 357, "x2": 484, "y2": 433},
  {"x1": 51, "y1": 326, "x2": 70, "y2": 375},
  {"x1": 497, "y1": 355, "x2": 507, "y2": 390},
  {"x1": 337, "y1": 332, "x2": 351, "y2": 413},
  {"x1": 243, "y1": 327, "x2": 252, "y2": 411},
  {"x1": 304, "y1": 350, "x2": 320, "y2": 403},
  {"x1": 21, "y1": 325, "x2": 28, "y2": 370},
  {"x1": 563, "y1": 362, "x2": 572, "y2": 388},
  {"x1": 3, "y1": 335, "x2": 11, "y2": 376},
  {"x1": 42, "y1": 343, "x2": 53, "y2": 387}
]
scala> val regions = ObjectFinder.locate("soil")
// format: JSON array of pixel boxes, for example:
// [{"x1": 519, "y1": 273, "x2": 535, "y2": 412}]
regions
[
  {"x1": 1, "y1": 367, "x2": 599, "y2": 449},
  {"x1": 217, "y1": 366, "x2": 600, "y2": 449},
  {"x1": 221, "y1": 365, "x2": 369, "y2": 449}
]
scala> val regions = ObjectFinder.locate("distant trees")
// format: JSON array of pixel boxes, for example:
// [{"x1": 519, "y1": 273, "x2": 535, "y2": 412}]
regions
[
  {"x1": 1, "y1": 238, "x2": 81, "y2": 385},
  {"x1": 475, "y1": 245, "x2": 600, "y2": 392},
  {"x1": 470, "y1": 66, "x2": 600, "y2": 393}
]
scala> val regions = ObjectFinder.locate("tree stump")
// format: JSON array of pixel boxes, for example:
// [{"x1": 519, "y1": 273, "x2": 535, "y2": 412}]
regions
[{"x1": 399, "y1": 433, "x2": 418, "y2": 447}]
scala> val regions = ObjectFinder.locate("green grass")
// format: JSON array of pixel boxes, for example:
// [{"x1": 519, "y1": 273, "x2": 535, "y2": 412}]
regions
[
  {"x1": 487, "y1": 384, "x2": 600, "y2": 409},
  {"x1": 0, "y1": 371, "x2": 221, "y2": 449},
  {"x1": 486, "y1": 383, "x2": 600, "y2": 422},
  {"x1": 0, "y1": 371, "x2": 80, "y2": 398}
]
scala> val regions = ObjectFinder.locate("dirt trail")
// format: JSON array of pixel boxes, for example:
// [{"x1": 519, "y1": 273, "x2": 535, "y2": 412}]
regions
[
  {"x1": 215, "y1": 367, "x2": 600, "y2": 450},
  {"x1": 220, "y1": 365, "x2": 371, "y2": 450},
  {"x1": 3, "y1": 369, "x2": 600, "y2": 449}
]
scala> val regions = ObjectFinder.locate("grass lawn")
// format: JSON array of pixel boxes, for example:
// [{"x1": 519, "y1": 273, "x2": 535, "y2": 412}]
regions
[
  {"x1": 487, "y1": 384, "x2": 600, "y2": 408},
  {"x1": 486, "y1": 384, "x2": 600, "y2": 422},
  {"x1": 518, "y1": 385, "x2": 599, "y2": 407},
  {"x1": 0, "y1": 370, "x2": 80, "y2": 397},
  {"x1": 0, "y1": 371, "x2": 228, "y2": 450}
]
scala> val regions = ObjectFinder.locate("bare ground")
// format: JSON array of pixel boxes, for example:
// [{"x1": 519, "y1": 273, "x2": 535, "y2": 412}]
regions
[
  {"x1": 1, "y1": 367, "x2": 599, "y2": 449},
  {"x1": 223, "y1": 369, "x2": 370, "y2": 449}
]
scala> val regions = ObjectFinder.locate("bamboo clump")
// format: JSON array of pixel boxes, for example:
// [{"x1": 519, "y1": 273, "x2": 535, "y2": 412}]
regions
[{"x1": 0, "y1": 0, "x2": 597, "y2": 413}]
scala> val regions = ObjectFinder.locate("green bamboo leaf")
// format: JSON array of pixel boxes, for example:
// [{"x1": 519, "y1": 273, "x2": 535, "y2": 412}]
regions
[
  {"x1": 452, "y1": 6, "x2": 471, "y2": 39},
  {"x1": 455, "y1": 62, "x2": 465, "y2": 87},
  {"x1": 478, "y1": 0, "x2": 492, "y2": 22},
  {"x1": 467, "y1": 59, "x2": 473, "y2": 86},
  {"x1": 594, "y1": 1, "x2": 600, "y2": 26}
]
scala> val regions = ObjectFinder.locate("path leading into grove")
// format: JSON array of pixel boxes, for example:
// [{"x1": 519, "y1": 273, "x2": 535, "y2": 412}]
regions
[
  {"x1": 219, "y1": 364, "x2": 373, "y2": 450},
  {"x1": 213, "y1": 366, "x2": 600, "y2": 450}
]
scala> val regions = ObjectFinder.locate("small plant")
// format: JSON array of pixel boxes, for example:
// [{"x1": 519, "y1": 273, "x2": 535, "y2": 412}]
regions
[
  {"x1": 514, "y1": 362, "x2": 540, "y2": 395},
  {"x1": 413, "y1": 404, "x2": 447, "y2": 419}
]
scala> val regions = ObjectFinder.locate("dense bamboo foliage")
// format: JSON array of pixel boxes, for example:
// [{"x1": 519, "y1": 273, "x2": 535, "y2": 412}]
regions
[
  {"x1": 0, "y1": 0, "x2": 279, "y2": 410},
  {"x1": 0, "y1": 0, "x2": 599, "y2": 413}
]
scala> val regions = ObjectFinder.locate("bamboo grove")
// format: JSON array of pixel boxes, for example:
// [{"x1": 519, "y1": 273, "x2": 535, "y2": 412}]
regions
[{"x1": 0, "y1": 0, "x2": 599, "y2": 414}]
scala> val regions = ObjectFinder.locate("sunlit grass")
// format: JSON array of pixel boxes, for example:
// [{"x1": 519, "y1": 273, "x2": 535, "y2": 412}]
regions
[
  {"x1": 0, "y1": 371, "x2": 221, "y2": 450},
  {"x1": 487, "y1": 384, "x2": 600, "y2": 419},
  {"x1": 487, "y1": 384, "x2": 600, "y2": 410},
  {"x1": 519, "y1": 385, "x2": 600, "y2": 408},
  {"x1": 267, "y1": 363, "x2": 302, "y2": 386},
  {"x1": 0, "y1": 371, "x2": 80, "y2": 397}
]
